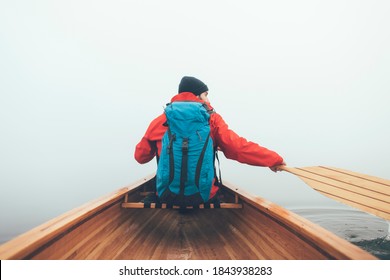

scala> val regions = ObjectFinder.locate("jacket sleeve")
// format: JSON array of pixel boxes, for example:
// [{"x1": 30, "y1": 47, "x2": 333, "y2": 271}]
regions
[
  {"x1": 210, "y1": 113, "x2": 284, "y2": 167},
  {"x1": 134, "y1": 114, "x2": 166, "y2": 164},
  {"x1": 134, "y1": 137, "x2": 156, "y2": 164}
]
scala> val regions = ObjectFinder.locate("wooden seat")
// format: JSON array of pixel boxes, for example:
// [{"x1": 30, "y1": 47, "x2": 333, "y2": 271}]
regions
[
  {"x1": 121, "y1": 202, "x2": 243, "y2": 209},
  {"x1": 121, "y1": 191, "x2": 243, "y2": 209}
]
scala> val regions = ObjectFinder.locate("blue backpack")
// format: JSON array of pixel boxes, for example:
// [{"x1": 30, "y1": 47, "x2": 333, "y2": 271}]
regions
[{"x1": 156, "y1": 101, "x2": 215, "y2": 206}]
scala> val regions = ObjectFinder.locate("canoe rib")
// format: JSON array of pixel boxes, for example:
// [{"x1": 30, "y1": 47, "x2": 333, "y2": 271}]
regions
[{"x1": 0, "y1": 174, "x2": 377, "y2": 260}]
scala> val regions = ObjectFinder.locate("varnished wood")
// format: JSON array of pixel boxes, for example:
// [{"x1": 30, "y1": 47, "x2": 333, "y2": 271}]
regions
[
  {"x1": 280, "y1": 166, "x2": 390, "y2": 220},
  {"x1": 121, "y1": 202, "x2": 243, "y2": 209},
  {"x1": 139, "y1": 191, "x2": 155, "y2": 196},
  {"x1": 0, "y1": 175, "x2": 155, "y2": 260},
  {"x1": 0, "y1": 174, "x2": 377, "y2": 260}
]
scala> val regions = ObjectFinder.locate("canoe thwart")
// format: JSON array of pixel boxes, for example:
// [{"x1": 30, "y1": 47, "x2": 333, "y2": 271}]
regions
[
  {"x1": 0, "y1": 173, "x2": 378, "y2": 260},
  {"x1": 121, "y1": 202, "x2": 243, "y2": 209},
  {"x1": 139, "y1": 191, "x2": 155, "y2": 196}
]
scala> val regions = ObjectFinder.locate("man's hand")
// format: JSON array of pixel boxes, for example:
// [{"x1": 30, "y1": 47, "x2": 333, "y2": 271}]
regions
[{"x1": 270, "y1": 160, "x2": 286, "y2": 172}]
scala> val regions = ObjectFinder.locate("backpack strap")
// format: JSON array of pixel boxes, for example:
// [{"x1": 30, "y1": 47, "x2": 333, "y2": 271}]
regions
[
  {"x1": 179, "y1": 138, "x2": 189, "y2": 203},
  {"x1": 195, "y1": 133, "x2": 211, "y2": 188},
  {"x1": 202, "y1": 102, "x2": 215, "y2": 114},
  {"x1": 167, "y1": 128, "x2": 175, "y2": 185}
]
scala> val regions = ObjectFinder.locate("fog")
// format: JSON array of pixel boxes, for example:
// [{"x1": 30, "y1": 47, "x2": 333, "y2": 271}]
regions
[{"x1": 1, "y1": 0, "x2": 389, "y2": 242}]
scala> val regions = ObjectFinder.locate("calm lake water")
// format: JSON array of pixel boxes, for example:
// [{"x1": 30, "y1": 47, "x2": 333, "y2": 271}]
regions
[{"x1": 292, "y1": 208, "x2": 390, "y2": 260}]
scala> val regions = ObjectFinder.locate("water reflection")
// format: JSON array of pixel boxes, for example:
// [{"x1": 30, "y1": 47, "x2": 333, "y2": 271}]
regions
[{"x1": 292, "y1": 208, "x2": 390, "y2": 260}]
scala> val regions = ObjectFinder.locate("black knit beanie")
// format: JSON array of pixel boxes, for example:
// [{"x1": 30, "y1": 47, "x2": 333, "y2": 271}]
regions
[{"x1": 178, "y1": 76, "x2": 208, "y2": 96}]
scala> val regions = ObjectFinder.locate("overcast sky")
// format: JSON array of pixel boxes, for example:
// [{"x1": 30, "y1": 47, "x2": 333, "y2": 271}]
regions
[{"x1": 1, "y1": 0, "x2": 389, "y2": 241}]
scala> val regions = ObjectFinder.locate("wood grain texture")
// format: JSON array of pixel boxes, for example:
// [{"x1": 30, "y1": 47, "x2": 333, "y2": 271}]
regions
[
  {"x1": 121, "y1": 202, "x2": 243, "y2": 209},
  {"x1": 0, "y1": 175, "x2": 377, "y2": 260},
  {"x1": 281, "y1": 166, "x2": 390, "y2": 220}
]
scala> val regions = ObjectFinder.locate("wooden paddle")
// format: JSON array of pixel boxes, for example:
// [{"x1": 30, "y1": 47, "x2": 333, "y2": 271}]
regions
[{"x1": 278, "y1": 165, "x2": 390, "y2": 220}]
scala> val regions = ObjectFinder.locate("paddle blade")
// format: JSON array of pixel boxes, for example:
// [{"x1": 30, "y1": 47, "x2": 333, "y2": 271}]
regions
[{"x1": 280, "y1": 166, "x2": 390, "y2": 220}]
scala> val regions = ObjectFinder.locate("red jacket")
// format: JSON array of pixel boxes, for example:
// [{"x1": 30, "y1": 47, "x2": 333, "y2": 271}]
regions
[{"x1": 134, "y1": 92, "x2": 284, "y2": 198}]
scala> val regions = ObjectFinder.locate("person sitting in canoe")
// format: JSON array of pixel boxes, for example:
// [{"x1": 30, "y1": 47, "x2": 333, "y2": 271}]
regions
[{"x1": 134, "y1": 76, "x2": 286, "y2": 206}]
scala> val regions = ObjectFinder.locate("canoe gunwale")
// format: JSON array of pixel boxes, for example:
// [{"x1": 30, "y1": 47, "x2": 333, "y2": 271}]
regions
[
  {"x1": 221, "y1": 182, "x2": 377, "y2": 260},
  {"x1": 0, "y1": 174, "x2": 377, "y2": 260},
  {"x1": 0, "y1": 174, "x2": 155, "y2": 260}
]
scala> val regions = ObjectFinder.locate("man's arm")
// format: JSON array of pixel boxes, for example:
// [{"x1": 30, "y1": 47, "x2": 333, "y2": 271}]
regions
[{"x1": 210, "y1": 113, "x2": 285, "y2": 168}]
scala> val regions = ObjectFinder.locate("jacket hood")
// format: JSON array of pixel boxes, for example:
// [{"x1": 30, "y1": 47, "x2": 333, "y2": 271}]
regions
[{"x1": 170, "y1": 92, "x2": 214, "y2": 111}]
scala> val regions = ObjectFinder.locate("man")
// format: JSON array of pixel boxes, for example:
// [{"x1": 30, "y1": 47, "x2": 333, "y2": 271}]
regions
[{"x1": 134, "y1": 76, "x2": 286, "y2": 202}]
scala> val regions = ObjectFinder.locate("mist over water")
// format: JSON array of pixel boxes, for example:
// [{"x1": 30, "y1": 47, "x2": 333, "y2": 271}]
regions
[{"x1": 1, "y1": 0, "x2": 389, "y2": 259}]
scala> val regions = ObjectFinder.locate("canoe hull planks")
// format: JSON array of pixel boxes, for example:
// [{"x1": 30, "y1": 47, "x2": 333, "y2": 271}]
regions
[{"x1": 0, "y1": 175, "x2": 376, "y2": 260}]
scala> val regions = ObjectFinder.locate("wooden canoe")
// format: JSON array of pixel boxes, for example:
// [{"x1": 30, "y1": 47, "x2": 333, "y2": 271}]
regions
[{"x1": 0, "y1": 174, "x2": 377, "y2": 260}]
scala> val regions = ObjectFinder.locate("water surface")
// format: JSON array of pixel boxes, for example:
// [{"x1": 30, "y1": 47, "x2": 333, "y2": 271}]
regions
[{"x1": 293, "y1": 208, "x2": 390, "y2": 260}]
